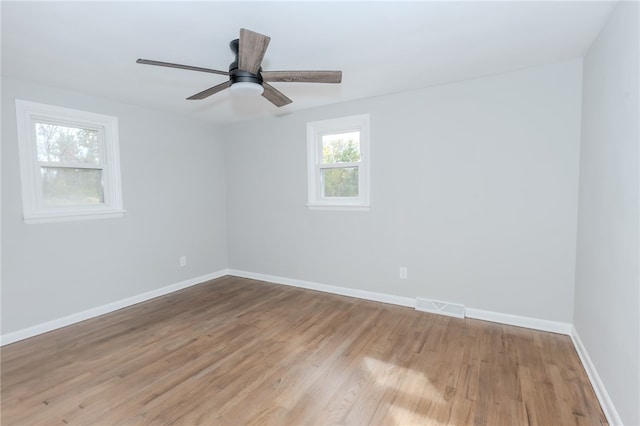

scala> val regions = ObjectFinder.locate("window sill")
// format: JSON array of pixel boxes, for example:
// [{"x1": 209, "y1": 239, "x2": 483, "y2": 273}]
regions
[
  {"x1": 24, "y1": 208, "x2": 126, "y2": 224},
  {"x1": 306, "y1": 203, "x2": 370, "y2": 212}
]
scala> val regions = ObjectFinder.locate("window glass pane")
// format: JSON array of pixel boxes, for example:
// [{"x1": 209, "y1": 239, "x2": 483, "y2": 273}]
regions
[
  {"x1": 41, "y1": 167, "x2": 104, "y2": 206},
  {"x1": 321, "y1": 131, "x2": 360, "y2": 164},
  {"x1": 322, "y1": 167, "x2": 359, "y2": 197},
  {"x1": 35, "y1": 122, "x2": 101, "y2": 164}
]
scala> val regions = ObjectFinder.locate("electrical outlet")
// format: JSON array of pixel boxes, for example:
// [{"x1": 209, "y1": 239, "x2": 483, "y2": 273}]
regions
[
  {"x1": 179, "y1": 256, "x2": 187, "y2": 267},
  {"x1": 399, "y1": 266, "x2": 408, "y2": 279}
]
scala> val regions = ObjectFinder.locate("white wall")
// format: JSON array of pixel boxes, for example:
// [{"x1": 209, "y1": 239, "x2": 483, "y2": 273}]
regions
[
  {"x1": 224, "y1": 59, "x2": 583, "y2": 323},
  {"x1": 574, "y1": 1, "x2": 639, "y2": 425},
  {"x1": 1, "y1": 78, "x2": 228, "y2": 334}
]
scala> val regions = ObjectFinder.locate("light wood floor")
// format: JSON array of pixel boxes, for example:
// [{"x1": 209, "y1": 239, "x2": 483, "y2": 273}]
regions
[{"x1": 2, "y1": 276, "x2": 606, "y2": 425}]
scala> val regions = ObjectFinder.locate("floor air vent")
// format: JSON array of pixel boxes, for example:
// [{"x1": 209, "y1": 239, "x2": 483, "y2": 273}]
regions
[{"x1": 415, "y1": 298, "x2": 465, "y2": 319}]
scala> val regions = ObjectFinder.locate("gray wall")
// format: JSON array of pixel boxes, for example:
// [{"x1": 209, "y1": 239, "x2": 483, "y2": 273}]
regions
[
  {"x1": 574, "y1": 2, "x2": 639, "y2": 424},
  {"x1": 224, "y1": 59, "x2": 583, "y2": 323},
  {"x1": 1, "y1": 78, "x2": 228, "y2": 334},
  {"x1": 3, "y1": 25, "x2": 635, "y2": 421}
]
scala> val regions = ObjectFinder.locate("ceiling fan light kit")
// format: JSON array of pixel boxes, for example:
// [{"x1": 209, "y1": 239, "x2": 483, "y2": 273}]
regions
[
  {"x1": 137, "y1": 28, "x2": 342, "y2": 107},
  {"x1": 229, "y1": 82, "x2": 264, "y2": 96}
]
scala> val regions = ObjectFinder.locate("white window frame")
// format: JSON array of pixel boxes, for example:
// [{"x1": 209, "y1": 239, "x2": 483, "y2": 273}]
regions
[
  {"x1": 306, "y1": 114, "x2": 370, "y2": 211},
  {"x1": 15, "y1": 99, "x2": 125, "y2": 224}
]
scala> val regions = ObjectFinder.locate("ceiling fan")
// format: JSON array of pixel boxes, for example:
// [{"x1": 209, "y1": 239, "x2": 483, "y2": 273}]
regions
[{"x1": 137, "y1": 28, "x2": 342, "y2": 107}]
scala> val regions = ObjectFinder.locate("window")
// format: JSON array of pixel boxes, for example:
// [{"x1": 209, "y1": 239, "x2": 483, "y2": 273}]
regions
[
  {"x1": 15, "y1": 100, "x2": 124, "y2": 223},
  {"x1": 306, "y1": 114, "x2": 370, "y2": 210}
]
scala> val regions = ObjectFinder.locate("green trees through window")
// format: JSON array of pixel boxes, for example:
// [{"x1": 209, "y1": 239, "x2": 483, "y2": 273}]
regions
[
  {"x1": 306, "y1": 113, "x2": 369, "y2": 210},
  {"x1": 16, "y1": 99, "x2": 124, "y2": 223},
  {"x1": 35, "y1": 123, "x2": 104, "y2": 206},
  {"x1": 321, "y1": 131, "x2": 360, "y2": 197},
  {"x1": 36, "y1": 123, "x2": 101, "y2": 164}
]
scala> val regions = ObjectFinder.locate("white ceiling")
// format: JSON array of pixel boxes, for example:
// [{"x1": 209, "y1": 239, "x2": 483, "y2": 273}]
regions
[{"x1": 2, "y1": 1, "x2": 615, "y2": 124}]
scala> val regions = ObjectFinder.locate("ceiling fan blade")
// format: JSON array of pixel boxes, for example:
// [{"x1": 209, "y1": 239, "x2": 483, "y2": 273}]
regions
[
  {"x1": 137, "y1": 59, "x2": 228, "y2": 76},
  {"x1": 187, "y1": 81, "x2": 232, "y2": 100},
  {"x1": 261, "y1": 82, "x2": 292, "y2": 107},
  {"x1": 238, "y1": 28, "x2": 270, "y2": 74},
  {"x1": 262, "y1": 70, "x2": 342, "y2": 84}
]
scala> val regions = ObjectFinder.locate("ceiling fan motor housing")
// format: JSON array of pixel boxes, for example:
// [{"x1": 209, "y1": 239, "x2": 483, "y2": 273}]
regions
[{"x1": 229, "y1": 39, "x2": 263, "y2": 85}]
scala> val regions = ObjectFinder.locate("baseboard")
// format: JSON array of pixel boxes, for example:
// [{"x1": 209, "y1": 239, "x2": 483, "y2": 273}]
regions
[
  {"x1": 0, "y1": 269, "x2": 230, "y2": 346},
  {"x1": 465, "y1": 307, "x2": 573, "y2": 335},
  {"x1": 3, "y1": 269, "x2": 573, "y2": 345},
  {"x1": 228, "y1": 270, "x2": 571, "y2": 335},
  {"x1": 227, "y1": 269, "x2": 416, "y2": 308},
  {"x1": 571, "y1": 327, "x2": 623, "y2": 426}
]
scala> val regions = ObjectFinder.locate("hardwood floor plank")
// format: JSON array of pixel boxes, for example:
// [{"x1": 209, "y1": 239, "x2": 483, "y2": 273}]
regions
[{"x1": 1, "y1": 276, "x2": 607, "y2": 425}]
